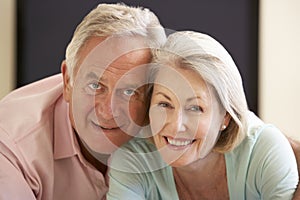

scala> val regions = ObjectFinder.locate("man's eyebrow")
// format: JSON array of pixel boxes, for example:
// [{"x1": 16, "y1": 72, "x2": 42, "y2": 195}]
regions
[
  {"x1": 85, "y1": 72, "x2": 97, "y2": 79},
  {"x1": 85, "y1": 72, "x2": 105, "y2": 81},
  {"x1": 116, "y1": 83, "x2": 141, "y2": 90}
]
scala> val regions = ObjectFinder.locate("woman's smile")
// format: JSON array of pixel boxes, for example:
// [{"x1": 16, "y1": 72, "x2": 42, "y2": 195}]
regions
[{"x1": 164, "y1": 136, "x2": 195, "y2": 149}]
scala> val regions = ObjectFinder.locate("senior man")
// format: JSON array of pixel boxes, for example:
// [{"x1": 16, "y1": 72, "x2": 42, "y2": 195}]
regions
[{"x1": 0, "y1": 3, "x2": 166, "y2": 199}]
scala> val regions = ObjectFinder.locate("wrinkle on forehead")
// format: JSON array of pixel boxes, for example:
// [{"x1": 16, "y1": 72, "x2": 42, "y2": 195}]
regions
[
  {"x1": 75, "y1": 35, "x2": 151, "y2": 77},
  {"x1": 154, "y1": 65, "x2": 211, "y2": 105}
]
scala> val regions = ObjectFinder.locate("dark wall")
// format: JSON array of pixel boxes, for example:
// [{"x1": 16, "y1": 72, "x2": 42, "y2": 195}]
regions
[{"x1": 17, "y1": 0, "x2": 258, "y2": 113}]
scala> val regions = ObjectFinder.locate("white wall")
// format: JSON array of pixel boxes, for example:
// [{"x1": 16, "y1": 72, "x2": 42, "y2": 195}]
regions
[
  {"x1": 259, "y1": 0, "x2": 300, "y2": 139},
  {"x1": 0, "y1": 0, "x2": 16, "y2": 99}
]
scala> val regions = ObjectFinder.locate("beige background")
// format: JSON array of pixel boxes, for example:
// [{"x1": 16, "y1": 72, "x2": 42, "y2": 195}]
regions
[
  {"x1": 0, "y1": 0, "x2": 15, "y2": 99},
  {"x1": 259, "y1": 0, "x2": 300, "y2": 139},
  {"x1": 1, "y1": 0, "x2": 299, "y2": 139}
]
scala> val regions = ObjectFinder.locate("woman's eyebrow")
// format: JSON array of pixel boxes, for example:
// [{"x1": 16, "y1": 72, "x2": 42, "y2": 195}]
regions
[
  {"x1": 186, "y1": 95, "x2": 209, "y2": 107},
  {"x1": 153, "y1": 92, "x2": 171, "y2": 101}
]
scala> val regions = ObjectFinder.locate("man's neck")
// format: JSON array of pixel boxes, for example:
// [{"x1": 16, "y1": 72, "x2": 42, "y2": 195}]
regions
[{"x1": 75, "y1": 132, "x2": 109, "y2": 175}]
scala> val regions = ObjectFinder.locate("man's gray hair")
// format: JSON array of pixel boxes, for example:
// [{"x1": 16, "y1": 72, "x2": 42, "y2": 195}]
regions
[{"x1": 65, "y1": 3, "x2": 166, "y2": 81}]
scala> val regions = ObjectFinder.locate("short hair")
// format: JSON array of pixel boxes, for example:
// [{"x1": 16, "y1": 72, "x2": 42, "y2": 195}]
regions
[
  {"x1": 152, "y1": 31, "x2": 249, "y2": 152},
  {"x1": 65, "y1": 3, "x2": 166, "y2": 82}
]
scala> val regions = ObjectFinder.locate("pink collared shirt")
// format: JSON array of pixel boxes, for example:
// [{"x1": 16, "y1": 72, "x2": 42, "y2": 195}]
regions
[{"x1": 0, "y1": 74, "x2": 107, "y2": 200}]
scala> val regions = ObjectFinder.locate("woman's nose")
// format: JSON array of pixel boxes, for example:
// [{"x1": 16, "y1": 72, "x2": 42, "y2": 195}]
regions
[{"x1": 169, "y1": 108, "x2": 187, "y2": 133}]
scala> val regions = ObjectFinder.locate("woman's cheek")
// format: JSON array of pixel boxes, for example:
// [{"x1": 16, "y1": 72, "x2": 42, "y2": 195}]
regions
[{"x1": 149, "y1": 106, "x2": 167, "y2": 136}]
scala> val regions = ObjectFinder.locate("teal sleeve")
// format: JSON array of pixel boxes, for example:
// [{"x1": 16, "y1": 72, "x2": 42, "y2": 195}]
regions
[
  {"x1": 106, "y1": 138, "x2": 178, "y2": 200},
  {"x1": 249, "y1": 126, "x2": 299, "y2": 199},
  {"x1": 107, "y1": 168, "x2": 146, "y2": 200},
  {"x1": 106, "y1": 141, "x2": 148, "y2": 200}
]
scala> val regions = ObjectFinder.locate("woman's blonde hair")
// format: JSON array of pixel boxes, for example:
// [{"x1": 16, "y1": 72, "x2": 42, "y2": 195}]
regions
[{"x1": 152, "y1": 31, "x2": 249, "y2": 152}]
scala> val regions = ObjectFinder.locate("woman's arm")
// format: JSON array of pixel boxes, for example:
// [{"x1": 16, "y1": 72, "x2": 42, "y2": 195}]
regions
[
  {"x1": 106, "y1": 138, "x2": 179, "y2": 200},
  {"x1": 288, "y1": 137, "x2": 300, "y2": 200},
  {"x1": 249, "y1": 126, "x2": 298, "y2": 200}
]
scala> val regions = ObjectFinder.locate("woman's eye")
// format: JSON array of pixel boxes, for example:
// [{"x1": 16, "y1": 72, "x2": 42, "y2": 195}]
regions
[
  {"x1": 158, "y1": 102, "x2": 172, "y2": 108},
  {"x1": 188, "y1": 105, "x2": 203, "y2": 112}
]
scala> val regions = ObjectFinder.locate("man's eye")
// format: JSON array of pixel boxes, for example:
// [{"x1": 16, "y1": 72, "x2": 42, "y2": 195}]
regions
[
  {"x1": 123, "y1": 89, "x2": 136, "y2": 96},
  {"x1": 88, "y1": 82, "x2": 101, "y2": 90}
]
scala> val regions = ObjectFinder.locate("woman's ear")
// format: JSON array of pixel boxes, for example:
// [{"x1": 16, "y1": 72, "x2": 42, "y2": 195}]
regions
[
  {"x1": 61, "y1": 60, "x2": 72, "y2": 103},
  {"x1": 224, "y1": 112, "x2": 231, "y2": 127},
  {"x1": 220, "y1": 112, "x2": 231, "y2": 131}
]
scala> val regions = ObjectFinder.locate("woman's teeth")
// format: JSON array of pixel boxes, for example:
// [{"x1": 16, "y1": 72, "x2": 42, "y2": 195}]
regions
[{"x1": 166, "y1": 137, "x2": 194, "y2": 146}]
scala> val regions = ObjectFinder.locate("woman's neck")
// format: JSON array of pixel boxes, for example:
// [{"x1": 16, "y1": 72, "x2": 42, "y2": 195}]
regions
[
  {"x1": 173, "y1": 152, "x2": 229, "y2": 200},
  {"x1": 175, "y1": 151, "x2": 222, "y2": 174}
]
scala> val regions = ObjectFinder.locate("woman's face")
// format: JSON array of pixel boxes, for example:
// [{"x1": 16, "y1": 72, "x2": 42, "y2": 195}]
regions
[{"x1": 149, "y1": 65, "x2": 228, "y2": 167}]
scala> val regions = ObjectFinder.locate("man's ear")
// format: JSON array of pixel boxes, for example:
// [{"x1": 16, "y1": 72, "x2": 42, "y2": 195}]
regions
[{"x1": 61, "y1": 60, "x2": 72, "y2": 103}]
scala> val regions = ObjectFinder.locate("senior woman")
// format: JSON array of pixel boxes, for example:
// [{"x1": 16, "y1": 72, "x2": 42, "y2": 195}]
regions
[{"x1": 107, "y1": 31, "x2": 299, "y2": 200}]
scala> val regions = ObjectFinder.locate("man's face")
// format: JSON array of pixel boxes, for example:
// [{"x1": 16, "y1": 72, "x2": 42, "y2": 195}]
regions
[{"x1": 63, "y1": 36, "x2": 151, "y2": 154}]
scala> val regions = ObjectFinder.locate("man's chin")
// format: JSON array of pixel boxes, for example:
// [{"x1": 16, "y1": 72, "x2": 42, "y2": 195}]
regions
[{"x1": 78, "y1": 124, "x2": 137, "y2": 153}]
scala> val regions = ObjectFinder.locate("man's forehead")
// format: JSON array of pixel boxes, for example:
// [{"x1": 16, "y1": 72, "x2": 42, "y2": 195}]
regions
[
  {"x1": 86, "y1": 35, "x2": 149, "y2": 57},
  {"x1": 78, "y1": 63, "x2": 149, "y2": 85},
  {"x1": 74, "y1": 36, "x2": 152, "y2": 88},
  {"x1": 82, "y1": 40, "x2": 150, "y2": 67},
  {"x1": 76, "y1": 35, "x2": 150, "y2": 69}
]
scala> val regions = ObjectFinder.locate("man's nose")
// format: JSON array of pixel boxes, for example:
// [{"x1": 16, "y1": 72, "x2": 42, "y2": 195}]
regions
[{"x1": 95, "y1": 94, "x2": 115, "y2": 121}]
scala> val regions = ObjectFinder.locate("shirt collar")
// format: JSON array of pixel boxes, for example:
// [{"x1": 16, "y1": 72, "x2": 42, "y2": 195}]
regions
[{"x1": 53, "y1": 96, "x2": 79, "y2": 159}]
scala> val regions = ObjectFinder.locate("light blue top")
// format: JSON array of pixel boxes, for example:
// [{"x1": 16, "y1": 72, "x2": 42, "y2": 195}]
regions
[{"x1": 107, "y1": 112, "x2": 298, "y2": 200}]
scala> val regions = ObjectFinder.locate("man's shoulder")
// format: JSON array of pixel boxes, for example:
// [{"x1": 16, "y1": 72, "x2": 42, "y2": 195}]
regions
[
  {"x1": 0, "y1": 74, "x2": 64, "y2": 144},
  {"x1": 1, "y1": 74, "x2": 63, "y2": 103}
]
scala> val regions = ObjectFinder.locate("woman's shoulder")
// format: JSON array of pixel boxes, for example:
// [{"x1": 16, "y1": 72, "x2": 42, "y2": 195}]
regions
[
  {"x1": 244, "y1": 111, "x2": 289, "y2": 149},
  {"x1": 225, "y1": 112, "x2": 298, "y2": 199},
  {"x1": 226, "y1": 111, "x2": 295, "y2": 176}
]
